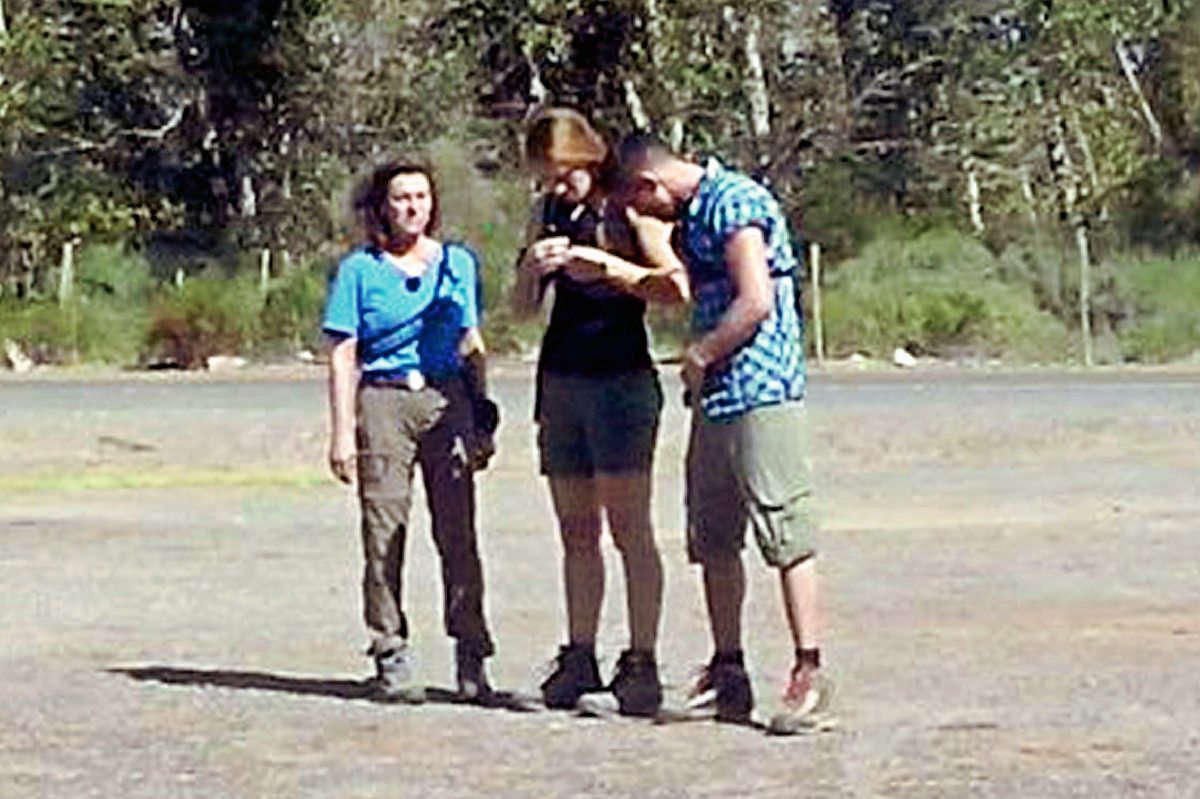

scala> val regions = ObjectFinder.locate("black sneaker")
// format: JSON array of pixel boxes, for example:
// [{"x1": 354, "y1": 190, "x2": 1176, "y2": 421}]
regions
[
  {"x1": 540, "y1": 644, "x2": 603, "y2": 709},
  {"x1": 455, "y1": 639, "x2": 493, "y2": 703},
  {"x1": 610, "y1": 649, "x2": 662, "y2": 717},
  {"x1": 686, "y1": 653, "x2": 753, "y2": 723}
]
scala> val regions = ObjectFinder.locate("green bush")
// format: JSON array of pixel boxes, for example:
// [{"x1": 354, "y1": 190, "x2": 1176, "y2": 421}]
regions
[
  {"x1": 1114, "y1": 253, "x2": 1200, "y2": 362},
  {"x1": 260, "y1": 262, "x2": 331, "y2": 356},
  {"x1": 820, "y1": 229, "x2": 1073, "y2": 361},
  {"x1": 0, "y1": 244, "x2": 152, "y2": 364},
  {"x1": 0, "y1": 300, "x2": 74, "y2": 362},
  {"x1": 145, "y1": 274, "x2": 264, "y2": 368}
]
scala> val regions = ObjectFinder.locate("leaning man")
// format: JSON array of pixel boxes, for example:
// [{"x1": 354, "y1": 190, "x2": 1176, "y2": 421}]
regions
[{"x1": 619, "y1": 135, "x2": 832, "y2": 734}]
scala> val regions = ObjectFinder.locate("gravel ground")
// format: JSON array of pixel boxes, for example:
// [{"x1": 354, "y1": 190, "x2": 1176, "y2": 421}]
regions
[{"x1": 2, "y1": 364, "x2": 1199, "y2": 798}]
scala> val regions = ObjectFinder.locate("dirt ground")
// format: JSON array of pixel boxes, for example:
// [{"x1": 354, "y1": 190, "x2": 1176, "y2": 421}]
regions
[{"x1": 2, "y1": 363, "x2": 1199, "y2": 798}]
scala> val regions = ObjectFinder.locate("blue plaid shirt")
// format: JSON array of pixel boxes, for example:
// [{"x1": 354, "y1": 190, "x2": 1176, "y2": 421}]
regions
[{"x1": 680, "y1": 159, "x2": 806, "y2": 421}]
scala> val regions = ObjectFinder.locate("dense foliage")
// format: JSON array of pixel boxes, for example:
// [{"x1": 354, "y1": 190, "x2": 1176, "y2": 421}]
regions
[{"x1": 2, "y1": 0, "x2": 1199, "y2": 364}]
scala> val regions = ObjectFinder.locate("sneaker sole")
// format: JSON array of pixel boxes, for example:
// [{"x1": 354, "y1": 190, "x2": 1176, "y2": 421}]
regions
[
  {"x1": 767, "y1": 676, "x2": 837, "y2": 735},
  {"x1": 766, "y1": 711, "x2": 839, "y2": 736},
  {"x1": 369, "y1": 683, "x2": 427, "y2": 704}
]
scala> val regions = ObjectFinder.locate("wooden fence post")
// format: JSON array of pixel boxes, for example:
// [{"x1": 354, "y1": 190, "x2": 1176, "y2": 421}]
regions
[{"x1": 809, "y1": 242, "x2": 825, "y2": 366}]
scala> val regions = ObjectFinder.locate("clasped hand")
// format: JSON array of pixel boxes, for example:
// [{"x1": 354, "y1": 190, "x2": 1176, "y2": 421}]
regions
[{"x1": 525, "y1": 236, "x2": 610, "y2": 284}]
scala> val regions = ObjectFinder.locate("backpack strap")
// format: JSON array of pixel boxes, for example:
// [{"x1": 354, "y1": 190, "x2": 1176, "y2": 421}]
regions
[{"x1": 357, "y1": 244, "x2": 454, "y2": 358}]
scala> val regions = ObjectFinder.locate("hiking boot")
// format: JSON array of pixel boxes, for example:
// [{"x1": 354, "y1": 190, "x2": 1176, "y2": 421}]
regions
[
  {"x1": 540, "y1": 644, "x2": 603, "y2": 709},
  {"x1": 609, "y1": 649, "x2": 662, "y2": 718},
  {"x1": 767, "y1": 667, "x2": 835, "y2": 735},
  {"x1": 455, "y1": 639, "x2": 493, "y2": 703},
  {"x1": 686, "y1": 653, "x2": 754, "y2": 723},
  {"x1": 370, "y1": 642, "x2": 425, "y2": 704}
]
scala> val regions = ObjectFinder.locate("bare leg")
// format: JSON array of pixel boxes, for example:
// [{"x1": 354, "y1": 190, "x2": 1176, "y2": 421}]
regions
[
  {"x1": 701, "y1": 552, "x2": 745, "y2": 655},
  {"x1": 548, "y1": 476, "x2": 604, "y2": 646},
  {"x1": 779, "y1": 556, "x2": 820, "y2": 651},
  {"x1": 598, "y1": 473, "x2": 662, "y2": 653}
]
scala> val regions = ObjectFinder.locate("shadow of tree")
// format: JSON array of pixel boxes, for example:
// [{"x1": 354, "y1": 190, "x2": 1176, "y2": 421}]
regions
[{"x1": 107, "y1": 665, "x2": 540, "y2": 712}]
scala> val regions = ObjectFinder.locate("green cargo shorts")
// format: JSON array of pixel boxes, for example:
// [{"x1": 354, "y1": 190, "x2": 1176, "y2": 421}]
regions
[{"x1": 686, "y1": 399, "x2": 814, "y2": 569}]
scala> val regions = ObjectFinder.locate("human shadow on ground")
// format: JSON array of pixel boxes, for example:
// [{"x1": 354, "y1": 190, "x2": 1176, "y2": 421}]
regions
[{"x1": 107, "y1": 665, "x2": 541, "y2": 713}]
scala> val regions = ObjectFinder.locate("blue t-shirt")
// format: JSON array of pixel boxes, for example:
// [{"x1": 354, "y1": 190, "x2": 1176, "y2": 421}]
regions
[{"x1": 322, "y1": 243, "x2": 479, "y2": 379}]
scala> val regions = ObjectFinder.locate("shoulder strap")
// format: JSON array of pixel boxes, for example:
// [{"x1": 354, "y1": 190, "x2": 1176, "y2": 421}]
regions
[{"x1": 357, "y1": 245, "x2": 453, "y2": 355}]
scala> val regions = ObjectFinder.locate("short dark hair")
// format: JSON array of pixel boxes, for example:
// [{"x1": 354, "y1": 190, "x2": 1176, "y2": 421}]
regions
[
  {"x1": 616, "y1": 132, "x2": 672, "y2": 177},
  {"x1": 353, "y1": 160, "x2": 441, "y2": 247}
]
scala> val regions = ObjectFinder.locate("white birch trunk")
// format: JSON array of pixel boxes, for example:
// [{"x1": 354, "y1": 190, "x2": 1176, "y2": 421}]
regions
[
  {"x1": 743, "y1": 13, "x2": 771, "y2": 138},
  {"x1": 240, "y1": 175, "x2": 257, "y2": 218},
  {"x1": 1, "y1": 0, "x2": 8, "y2": 38},
  {"x1": 1020, "y1": 166, "x2": 1039, "y2": 229},
  {"x1": 1075, "y1": 224, "x2": 1093, "y2": 367},
  {"x1": 966, "y1": 166, "x2": 985, "y2": 234},
  {"x1": 809, "y1": 242, "x2": 824, "y2": 366},
  {"x1": 623, "y1": 79, "x2": 651, "y2": 131},
  {"x1": 1114, "y1": 39, "x2": 1163, "y2": 150},
  {"x1": 1046, "y1": 109, "x2": 1094, "y2": 366},
  {"x1": 259, "y1": 249, "x2": 271, "y2": 293},
  {"x1": 58, "y1": 240, "x2": 74, "y2": 307},
  {"x1": 669, "y1": 118, "x2": 684, "y2": 152}
]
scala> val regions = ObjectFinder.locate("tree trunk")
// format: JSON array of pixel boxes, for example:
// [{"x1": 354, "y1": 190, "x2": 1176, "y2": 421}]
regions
[
  {"x1": 743, "y1": 13, "x2": 771, "y2": 138},
  {"x1": 1070, "y1": 109, "x2": 1107, "y2": 221},
  {"x1": 240, "y1": 175, "x2": 257, "y2": 218},
  {"x1": 1114, "y1": 39, "x2": 1163, "y2": 150},
  {"x1": 1075, "y1": 223, "x2": 1093, "y2": 367},
  {"x1": 1020, "y1": 166, "x2": 1039, "y2": 230},
  {"x1": 623, "y1": 79, "x2": 650, "y2": 130},
  {"x1": 669, "y1": 118, "x2": 684, "y2": 151},
  {"x1": 58, "y1": 240, "x2": 74, "y2": 307},
  {"x1": 259, "y1": 249, "x2": 271, "y2": 293},
  {"x1": 965, "y1": 164, "x2": 984, "y2": 234},
  {"x1": 1, "y1": 0, "x2": 8, "y2": 38},
  {"x1": 1045, "y1": 106, "x2": 1094, "y2": 365},
  {"x1": 809, "y1": 242, "x2": 824, "y2": 365}
]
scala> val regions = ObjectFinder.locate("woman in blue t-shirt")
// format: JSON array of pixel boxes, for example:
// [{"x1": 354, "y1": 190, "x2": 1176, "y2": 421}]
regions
[
  {"x1": 513, "y1": 109, "x2": 689, "y2": 717},
  {"x1": 323, "y1": 160, "x2": 496, "y2": 704}
]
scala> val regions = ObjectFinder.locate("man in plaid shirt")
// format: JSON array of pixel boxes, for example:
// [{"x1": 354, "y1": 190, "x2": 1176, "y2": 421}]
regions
[{"x1": 618, "y1": 135, "x2": 832, "y2": 735}]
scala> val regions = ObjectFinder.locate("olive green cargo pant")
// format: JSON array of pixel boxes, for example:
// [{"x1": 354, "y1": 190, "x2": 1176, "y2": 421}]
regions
[{"x1": 356, "y1": 377, "x2": 493, "y2": 657}]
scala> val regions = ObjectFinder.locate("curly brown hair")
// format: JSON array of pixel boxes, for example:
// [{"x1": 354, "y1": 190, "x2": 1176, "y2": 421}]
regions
[{"x1": 353, "y1": 160, "x2": 441, "y2": 247}]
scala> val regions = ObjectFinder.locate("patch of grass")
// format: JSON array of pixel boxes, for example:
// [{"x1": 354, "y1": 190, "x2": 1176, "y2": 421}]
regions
[
  {"x1": 1114, "y1": 252, "x2": 1200, "y2": 362},
  {"x1": 0, "y1": 244, "x2": 153, "y2": 364},
  {"x1": 259, "y1": 261, "x2": 331, "y2": 357},
  {"x1": 820, "y1": 229, "x2": 1073, "y2": 361},
  {"x1": 145, "y1": 273, "x2": 264, "y2": 368}
]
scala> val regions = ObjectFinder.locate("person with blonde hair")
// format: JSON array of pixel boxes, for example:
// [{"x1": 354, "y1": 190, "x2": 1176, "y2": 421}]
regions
[{"x1": 514, "y1": 108, "x2": 688, "y2": 717}]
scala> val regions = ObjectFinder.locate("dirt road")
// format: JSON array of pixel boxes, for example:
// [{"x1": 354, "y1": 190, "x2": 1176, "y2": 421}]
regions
[{"x1": 2, "y1": 365, "x2": 1199, "y2": 798}]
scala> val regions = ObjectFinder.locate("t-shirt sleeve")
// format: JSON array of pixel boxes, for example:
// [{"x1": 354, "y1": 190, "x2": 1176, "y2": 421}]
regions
[
  {"x1": 322, "y1": 255, "x2": 362, "y2": 339},
  {"x1": 452, "y1": 246, "x2": 480, "y2": 330},
  {"x1": 712, "y1": 182, "x2": 776, "y2": 252}
]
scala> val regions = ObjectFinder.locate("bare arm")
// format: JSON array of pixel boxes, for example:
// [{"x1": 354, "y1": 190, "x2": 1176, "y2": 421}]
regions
[
  {"x1": 563, "y1": 245, "x2": 690, "y2": 304},
  {"x1": 459, "y1": 327, "x2": 488, "y2": 397},
  {"x1": 327, "y1": 336, "x2": 359, "y2": 483},
  {"x1": 681, "y1": 227, "x2": 773, "y2": 392},
  {"x1": 512, "y1": 204, "x2": 572, "y2": 320}
]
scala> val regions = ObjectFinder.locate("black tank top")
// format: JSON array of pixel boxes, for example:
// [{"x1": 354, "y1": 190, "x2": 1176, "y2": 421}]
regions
[{"x1": 537, "y1": 197, "x2": 652, "y2": 377}]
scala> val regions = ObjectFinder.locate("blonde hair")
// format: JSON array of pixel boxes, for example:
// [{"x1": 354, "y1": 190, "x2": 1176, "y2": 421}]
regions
[{"x1": 524, "y1": 108, "x2": 610, "y2": 169}]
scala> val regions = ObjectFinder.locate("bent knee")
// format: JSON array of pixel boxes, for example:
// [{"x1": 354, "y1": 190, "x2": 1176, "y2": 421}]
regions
[
  {"x1": 558, "y1": 521, "x2": 602, "y2": 554},
  {"x1": 610, "y1": 525, "x2": 659, "y2": 559}
]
